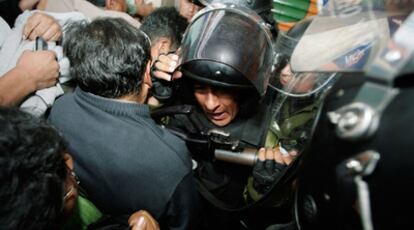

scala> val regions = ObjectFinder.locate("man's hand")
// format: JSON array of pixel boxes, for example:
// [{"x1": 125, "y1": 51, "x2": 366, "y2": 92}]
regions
[
  {"x1": 152, "y1": 53, "x2": 182, "y2": 81},
  {"x1": 134, "y1": 0, "x2": 154, "y2": 17},
  {"x1": 129, "y1": 210, "x2": 160, "y2": 230},
  {"x1": 19, "y1": 0, "x2": 41, "y2": 11},
  {"x1": 23, "y1": 12, "x2": 62, "y2": 41},
  {"x1": 258, "y1": 147, "x2": 296, "y2": 165},
  {"x1": 15, "y1": 50, "x2": 59, "y2": 90},
  {"x1": 252, "y1": 147, "x2": 296, "y2": 194}
]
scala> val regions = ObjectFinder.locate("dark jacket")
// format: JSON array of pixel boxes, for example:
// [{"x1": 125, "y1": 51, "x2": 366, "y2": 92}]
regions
[
  {"x1": 49, "y1": 88, "x2": 200, "y2": 230},
  {"x1": 163, "y1": 94, "x2": 274, "y2": 227}
]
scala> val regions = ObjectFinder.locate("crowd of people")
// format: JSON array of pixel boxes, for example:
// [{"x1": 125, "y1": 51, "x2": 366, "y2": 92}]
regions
[{"x1": 1, "y1": 0, "x2": 413, "y2": 230}]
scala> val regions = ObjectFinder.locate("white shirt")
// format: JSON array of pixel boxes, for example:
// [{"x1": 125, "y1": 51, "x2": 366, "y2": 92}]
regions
[{"x1": 0, "y1": 17, "x2": 11, "y2": 48}]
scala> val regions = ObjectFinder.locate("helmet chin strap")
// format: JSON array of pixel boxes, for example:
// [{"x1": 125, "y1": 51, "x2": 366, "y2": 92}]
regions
[
  {"x1": 354, "y1": 175, "x2": 373, "y2": 230},
  {"x1": 336, "y1": 150, "x2": 380, "y2": 230}
]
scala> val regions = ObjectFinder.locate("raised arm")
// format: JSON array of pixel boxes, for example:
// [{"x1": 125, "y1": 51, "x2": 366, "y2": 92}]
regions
[{"x1": 0, "y1": 50, "x2": 58, "y2": 106}]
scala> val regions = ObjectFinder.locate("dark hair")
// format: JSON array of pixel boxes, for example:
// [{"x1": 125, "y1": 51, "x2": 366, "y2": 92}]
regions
[
  {"x1": 0, "y1": 107, "x2": 68, "y2": 230},
  {"x1": 63, "y1": 18, "x2": 151, "y2": 98},
  {"x1": 140, "y1": 7, "x2": 188, "y2": 50},
  {"x1": 86, "y1": 0, "x2": 106, "y2": 7}
]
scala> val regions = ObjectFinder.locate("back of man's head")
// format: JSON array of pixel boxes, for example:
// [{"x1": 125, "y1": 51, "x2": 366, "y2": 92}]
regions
[
  {"x1": 64, "y1": 18, "x2": 151, "y2": 98},
  {"x1": 140, "y1": 7, "x2": 188, "y2": 50},
  {"x1": 0, "y1": 107, "x2": 68, "y2": 230}
]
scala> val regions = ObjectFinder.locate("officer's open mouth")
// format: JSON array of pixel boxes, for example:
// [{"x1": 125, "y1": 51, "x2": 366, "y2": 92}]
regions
[{"x1": 208, "y1": 112, "x2": 226, "y2": 120}]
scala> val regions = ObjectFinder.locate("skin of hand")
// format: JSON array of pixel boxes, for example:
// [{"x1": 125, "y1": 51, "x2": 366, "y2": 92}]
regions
[
  {"x1": 257, "y1": 147, "x2": 296, "y2": 166},
  {"x1": 35, "y1": 0, "x2": 49, "y2": 10},
  {"x1": 128, "y1": 210, "x2": 160, "y2": 230},
  {"x1": 105, "y1": 0, "x2": 127, "y2": 12},
  {"x1": 134, "y1": 0, "x2": 154, "y2": 17},
  {"x1": 152, "y1": 53, "x2": 182, "y2": 81},
  {"x1": 19, "y1": 0, "x2": 41, "y2": 11},
  {"x1": 15, "y1": 50, "x2": 59, "y2": 90},
  {"x1": 23, "y1": 12, "x2": 62, "y2": 41},
  {"x1": 0, "y1": 50, "x2": 59, "y2": 106}
]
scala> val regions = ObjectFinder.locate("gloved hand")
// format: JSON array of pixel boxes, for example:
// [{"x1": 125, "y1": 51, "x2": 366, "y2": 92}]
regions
[
  {"x1": 149, "y1": 52, "x2": 182, "y2": 103},
  {"x1": 252, "y1": 147, "x2": 294, "y2": 194},
  {"x1": 150, "y1": 71, "x2": 174, "y2": 102},
  {"x1": 252, "y1": 159, "x2": 286, "y2": 194},
  {"x1": 151, "y1": 52, "x2": 182, "y2": 81}
]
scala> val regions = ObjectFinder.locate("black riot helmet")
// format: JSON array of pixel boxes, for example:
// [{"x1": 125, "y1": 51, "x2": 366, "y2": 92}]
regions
[
  {"x1": 191, "y1": 0, "x2": 272, "y2": 15},
  {"x1": 177, "y1": 3, "x2": 275, "y2": 101},
  {"x1": 190, "y1": 0, "x2": 275, "y2": 34}
]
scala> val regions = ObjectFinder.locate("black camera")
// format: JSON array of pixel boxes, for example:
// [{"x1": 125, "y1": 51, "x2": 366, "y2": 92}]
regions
[{"x1": 34, "y1": 36, "x2": 48, "y2": 51}]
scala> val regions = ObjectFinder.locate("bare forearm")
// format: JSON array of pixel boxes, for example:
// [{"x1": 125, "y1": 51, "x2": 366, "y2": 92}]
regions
[{"x1": 0, "y1": 68, "x2": 36, "y2": 106}]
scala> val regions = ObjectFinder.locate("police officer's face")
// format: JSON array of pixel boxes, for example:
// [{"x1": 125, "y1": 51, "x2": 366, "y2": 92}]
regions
[
  {"x1": 179, "y1": 0, "x2": 202, "y2": 22},
  {"x1": 194, "y1": 84, "x2": 239, "y2": 127},
  {"x1": 280, "y1": 64, "x2": 316, "y2": 93}
]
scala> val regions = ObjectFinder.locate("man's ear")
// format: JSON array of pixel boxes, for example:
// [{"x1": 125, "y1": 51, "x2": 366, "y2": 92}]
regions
[
  {"x1": 63, "y1": 153, "x2": 74, "y2": 171},
  {"x1": 143, "y1": 60, "x2": 152, "y2": 88},
  {"x1": 156, "y1": 37, "x2": 172, "y2": 56},
  {"x1": 137, "y1": 61, "x2": 153, "y2": 103}
]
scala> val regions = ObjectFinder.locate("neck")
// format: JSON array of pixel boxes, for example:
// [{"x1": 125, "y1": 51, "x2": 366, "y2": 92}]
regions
[{"x1": 117, "y1": 93, "x2": 146, "y2": 104}]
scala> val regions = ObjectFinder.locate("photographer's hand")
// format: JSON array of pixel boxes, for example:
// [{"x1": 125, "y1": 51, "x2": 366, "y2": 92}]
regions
[
  {"x1": 23, "y1": 12, "x2": 62, "y2": 41},
  {"x1": 0, "y1": 50, "x2": 59, "y2": 106}
]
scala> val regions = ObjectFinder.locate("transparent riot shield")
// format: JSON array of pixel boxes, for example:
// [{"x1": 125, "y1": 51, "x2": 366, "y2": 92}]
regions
[
  {"x1": 290, "y1": 1, "x2": 414, "y2": 230},
  {"x1": 268, "y1": 21, "x2": 338, "y2": 160},
  {"x1": 269, "y1": 0, "x2": 414, "y2": 161},
  {"x1": 260, "y1": 0, "x2": 414, "y2": 219}
]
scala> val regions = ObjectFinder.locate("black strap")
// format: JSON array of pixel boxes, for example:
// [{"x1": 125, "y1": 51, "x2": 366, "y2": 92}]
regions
[
  {"x1": 195, "y1": 178, "x2": 242, "y2": 212},
  {"x1": 195, "y1": 159, "x2": 297, "y2": 213}
]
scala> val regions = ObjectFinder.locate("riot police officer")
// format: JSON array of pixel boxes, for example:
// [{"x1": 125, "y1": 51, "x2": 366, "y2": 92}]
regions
[{"x1": 150, "y1": 3, "x2": 298, "y2": 229}]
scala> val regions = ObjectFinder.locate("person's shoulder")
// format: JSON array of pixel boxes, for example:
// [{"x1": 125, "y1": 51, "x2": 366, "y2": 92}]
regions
[
  {"x1": 49, "y1": 91, "x2": 77, "y2": 120},
  {"x1": 151, "y1": 125, "x2": 192, "y2": 168},
  {"x1": 128, "y1": 125, "x2": 193, "y2": 180},
  {"x1": 52, "y1": 91, "x2": 76, "y2": 107}
]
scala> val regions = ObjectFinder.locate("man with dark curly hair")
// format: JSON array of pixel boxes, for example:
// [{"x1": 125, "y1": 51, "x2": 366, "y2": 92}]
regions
[
  {"x1": 0, "y1": 107, "x2": 78, "y2": 230},
  {"x1": 0, "y1": 107, "x2": 161, "y2": 230}
]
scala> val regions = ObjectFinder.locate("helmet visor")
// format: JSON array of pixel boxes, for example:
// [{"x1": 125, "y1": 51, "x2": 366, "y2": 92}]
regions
[
  {"x1": 178, "y1": 3, "x2": 274, "y2": 96},
  {"x1": 270, "y1": 32, "x2": 337, "y2": 97}
]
